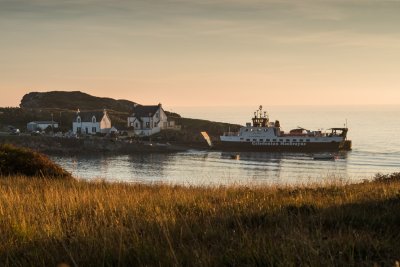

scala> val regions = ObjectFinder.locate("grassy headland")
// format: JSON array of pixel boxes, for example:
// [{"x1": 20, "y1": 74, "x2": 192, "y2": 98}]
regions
[
  {"x1": 1, "y1": 174, "x2": 399, "y2": 266},
  {"x1": 0, "y1": 144, "x2": 71, "y2": 178}
]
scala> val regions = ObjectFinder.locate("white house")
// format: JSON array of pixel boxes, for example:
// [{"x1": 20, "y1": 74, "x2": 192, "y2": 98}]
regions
[
  {"x1": 127, "y1": 104, "x2": 175, "y2": 136},
  {"x1": 27, "y1": 121, "x2": 59, "y2": 132},
  {"x1": 72, "y1": 109, "x2": 112, "y2": 135}
]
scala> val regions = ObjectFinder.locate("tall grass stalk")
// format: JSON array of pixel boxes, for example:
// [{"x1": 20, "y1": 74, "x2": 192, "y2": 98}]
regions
[{"x1": 0, "y1": 176, "x2": 399, "y2": 266}]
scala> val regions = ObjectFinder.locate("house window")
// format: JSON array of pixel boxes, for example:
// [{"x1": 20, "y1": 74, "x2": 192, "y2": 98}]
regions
[
  {"x1": 146, "y1": 122, "x2": 150, "y2": 128},
  {"x1": 92, "y1": 127, "x2": 97, "y2": 133},
  {"x1": 299, "y1": 139, "x2": 304, "y2": 142},
  {"x1": 306, "y1": 139, "x2": 310, "y2": 142},
  {"x1": 292, "y1": 139, "x2": 297, "y2": 142},
  {"x1": 259, "y1": 139, "x2": 263, "y2": 142},
  {"x1": 77, "y1": 127, "x2": 81, "y2": 134},
  {"x1": 92, "y1": 117, "x2": 96, "y2": 123},
  {"x1": 77, "y1": 117, "x2": 81, "y2": 123},
  {"x1": 272, "y1": 139, "x2": 277, "y2": 142},
  {"x1": 154, "y1": 122, "x2": 158, "y2": 127},
  {"x1": 279, "y1": 139, "x2": 283, "y2": 142},
  {"x1": 135, "y1": 123, "x2": 139, "y2": 128},
  {"x1": 253, "y1": 139, "x2": 257, "y2": 141},
  {"x1": 246, "y1": 139, "x2": 250, "y2": 142},
  {"x1": 156, "y1": 112, "x2": 159, "y2": 119},
  {"x1": 266, "y1": 139, "x2": 270, "y2": 142}
]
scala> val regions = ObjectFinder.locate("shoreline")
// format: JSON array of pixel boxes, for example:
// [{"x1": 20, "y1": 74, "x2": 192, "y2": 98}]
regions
[
  {"x1": 0, "y1": 135, "x2": 209, "y2": 155},
  {"x1": 0, "y1": 135, "x2": 353, "y2": 155}
]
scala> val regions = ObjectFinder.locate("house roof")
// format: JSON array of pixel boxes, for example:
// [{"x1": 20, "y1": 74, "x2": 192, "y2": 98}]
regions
[
  {"x1": 130, "y1": 105, "x2": 161, "y2": 118},
  {"x1": 76, "y1": 111, "x2": 105, "y2": 122},
  {"x1": 29, "y1": 121, "x2": 59, "y2": 124}
]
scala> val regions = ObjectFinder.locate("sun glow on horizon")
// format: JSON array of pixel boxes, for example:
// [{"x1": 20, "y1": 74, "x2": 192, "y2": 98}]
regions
[{"x1": 1, "y1": 0, "x2": 400, "y2": 107}]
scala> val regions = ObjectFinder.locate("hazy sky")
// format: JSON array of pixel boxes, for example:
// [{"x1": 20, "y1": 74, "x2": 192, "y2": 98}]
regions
[{"x1": 1, "y1": 0, "x2": 400, "y2": 107}]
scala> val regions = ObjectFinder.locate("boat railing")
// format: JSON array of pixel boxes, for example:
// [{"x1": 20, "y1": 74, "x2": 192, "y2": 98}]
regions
[
  {"x1": 281, "y1": 132, "x2": 342, "y2": 138},
  {"x1": 223, "y1": 132, "x2": 239, "y2": 136}
]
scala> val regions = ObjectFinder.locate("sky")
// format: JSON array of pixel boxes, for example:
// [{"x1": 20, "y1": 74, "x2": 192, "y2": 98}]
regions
[{"x1": 1, "y1": 0, "x2": 400, "y2": 107}]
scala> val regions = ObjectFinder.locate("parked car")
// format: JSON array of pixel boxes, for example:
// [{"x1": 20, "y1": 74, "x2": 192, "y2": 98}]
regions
[
  {"x1": 30, "y1": 131, "x2": 42, "y2": 136},
  {"x1": 10, "y1": 128, "x2": 20, "y2": 135}
]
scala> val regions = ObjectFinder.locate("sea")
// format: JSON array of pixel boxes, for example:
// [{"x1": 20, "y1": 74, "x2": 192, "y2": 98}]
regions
[{"x1": 52, "y1": 105, "x2": 400, "y2": 186}]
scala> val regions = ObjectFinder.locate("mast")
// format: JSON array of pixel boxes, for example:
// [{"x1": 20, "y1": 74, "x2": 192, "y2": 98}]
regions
[{"x1": 252, "y1": 105, "x2": 269, "y2": 127}]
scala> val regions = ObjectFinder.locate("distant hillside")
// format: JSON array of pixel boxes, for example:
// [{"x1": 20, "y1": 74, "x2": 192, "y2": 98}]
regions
[
  {"x1": 1, "y1": 91, "x2": 240, "y2": 142},
  {"x1": 20, "y1": 91, "x2": 138, "y2": 113}
]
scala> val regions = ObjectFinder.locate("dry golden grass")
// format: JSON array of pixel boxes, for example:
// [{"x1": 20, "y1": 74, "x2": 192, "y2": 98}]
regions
[{"x1": 0, "y1": 175, "x2": 400, "y2": 266}]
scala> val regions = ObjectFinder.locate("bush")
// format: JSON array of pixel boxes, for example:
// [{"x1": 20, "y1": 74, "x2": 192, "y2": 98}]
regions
[
  {"x1": 373, "y1": 172, "x2": 400, "y2": 183},
  {"x1": 0, "y1": 144, "x2": 72, "y2": 178}
]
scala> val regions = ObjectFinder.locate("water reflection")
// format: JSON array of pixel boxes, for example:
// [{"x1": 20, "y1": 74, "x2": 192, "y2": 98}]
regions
[{"x1": 51, "y1": 149, "x2": 399, "y2": 186}]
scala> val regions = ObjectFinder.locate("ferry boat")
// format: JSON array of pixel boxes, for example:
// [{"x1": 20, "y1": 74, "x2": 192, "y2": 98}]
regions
[{"x1": 207, "y1": 106, "x2": 351, "y2": 152}]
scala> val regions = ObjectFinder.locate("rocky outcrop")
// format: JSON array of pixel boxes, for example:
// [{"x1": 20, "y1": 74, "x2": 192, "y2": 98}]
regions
[{"x1": 20, "y1": 91, "x2": 138, "y2": 113}]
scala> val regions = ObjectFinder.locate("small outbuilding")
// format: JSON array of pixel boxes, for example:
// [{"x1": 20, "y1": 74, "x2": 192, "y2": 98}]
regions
[{"x1": 27, "y1": 121, "x2": 59, "y2": 132}]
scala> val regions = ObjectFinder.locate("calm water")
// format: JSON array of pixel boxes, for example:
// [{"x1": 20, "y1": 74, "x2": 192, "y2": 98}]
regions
[{"x1": 53, "y1": 105, "x2": 400, "y2": 186}]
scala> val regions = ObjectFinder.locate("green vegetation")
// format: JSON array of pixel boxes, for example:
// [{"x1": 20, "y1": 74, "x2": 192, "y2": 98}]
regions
[
  {"x1": 0, "y1": 174, "x2": 399, "y2": 266},
  {"x1": 152, "y1": 117, "x2": 240, "y2": 143},
  {"x1": 0, "y1": 144, "x2": 71, "y2": 178},
  {"x1": 0, "y1": 107, "x2": 130, "y2": 132}
]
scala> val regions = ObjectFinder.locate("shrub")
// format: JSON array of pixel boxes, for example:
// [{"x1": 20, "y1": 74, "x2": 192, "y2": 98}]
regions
[
  {"x1": 373, "y1": 172, "x2": 400, "y2": 183},
  {"x1": 0, "y1": 144, "x2": 71, "y2": 178}
]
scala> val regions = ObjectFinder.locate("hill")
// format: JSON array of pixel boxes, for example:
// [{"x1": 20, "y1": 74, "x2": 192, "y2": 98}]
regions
[
  {"x1": 1, "y1": 91, "x2": 240, "y2": 142},
  {"x1": 20, "y1": 91, "x2": 138, "y2": 113}
]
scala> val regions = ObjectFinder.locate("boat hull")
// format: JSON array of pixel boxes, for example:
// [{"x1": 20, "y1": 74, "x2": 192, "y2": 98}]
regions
[{"x1": 212, "y1": 140, "x2": 351, "y2": 152}]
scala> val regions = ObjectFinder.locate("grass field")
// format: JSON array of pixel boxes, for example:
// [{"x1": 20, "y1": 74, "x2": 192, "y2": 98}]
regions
[{"x1": 0, "y1": 174, "x2": 399, "y2": 266}]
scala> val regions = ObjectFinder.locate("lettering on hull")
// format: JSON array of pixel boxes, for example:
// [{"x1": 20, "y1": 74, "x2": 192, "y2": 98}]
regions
[{"x1": 252, "y1": 142, "x2": 307, "y2": 146}]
